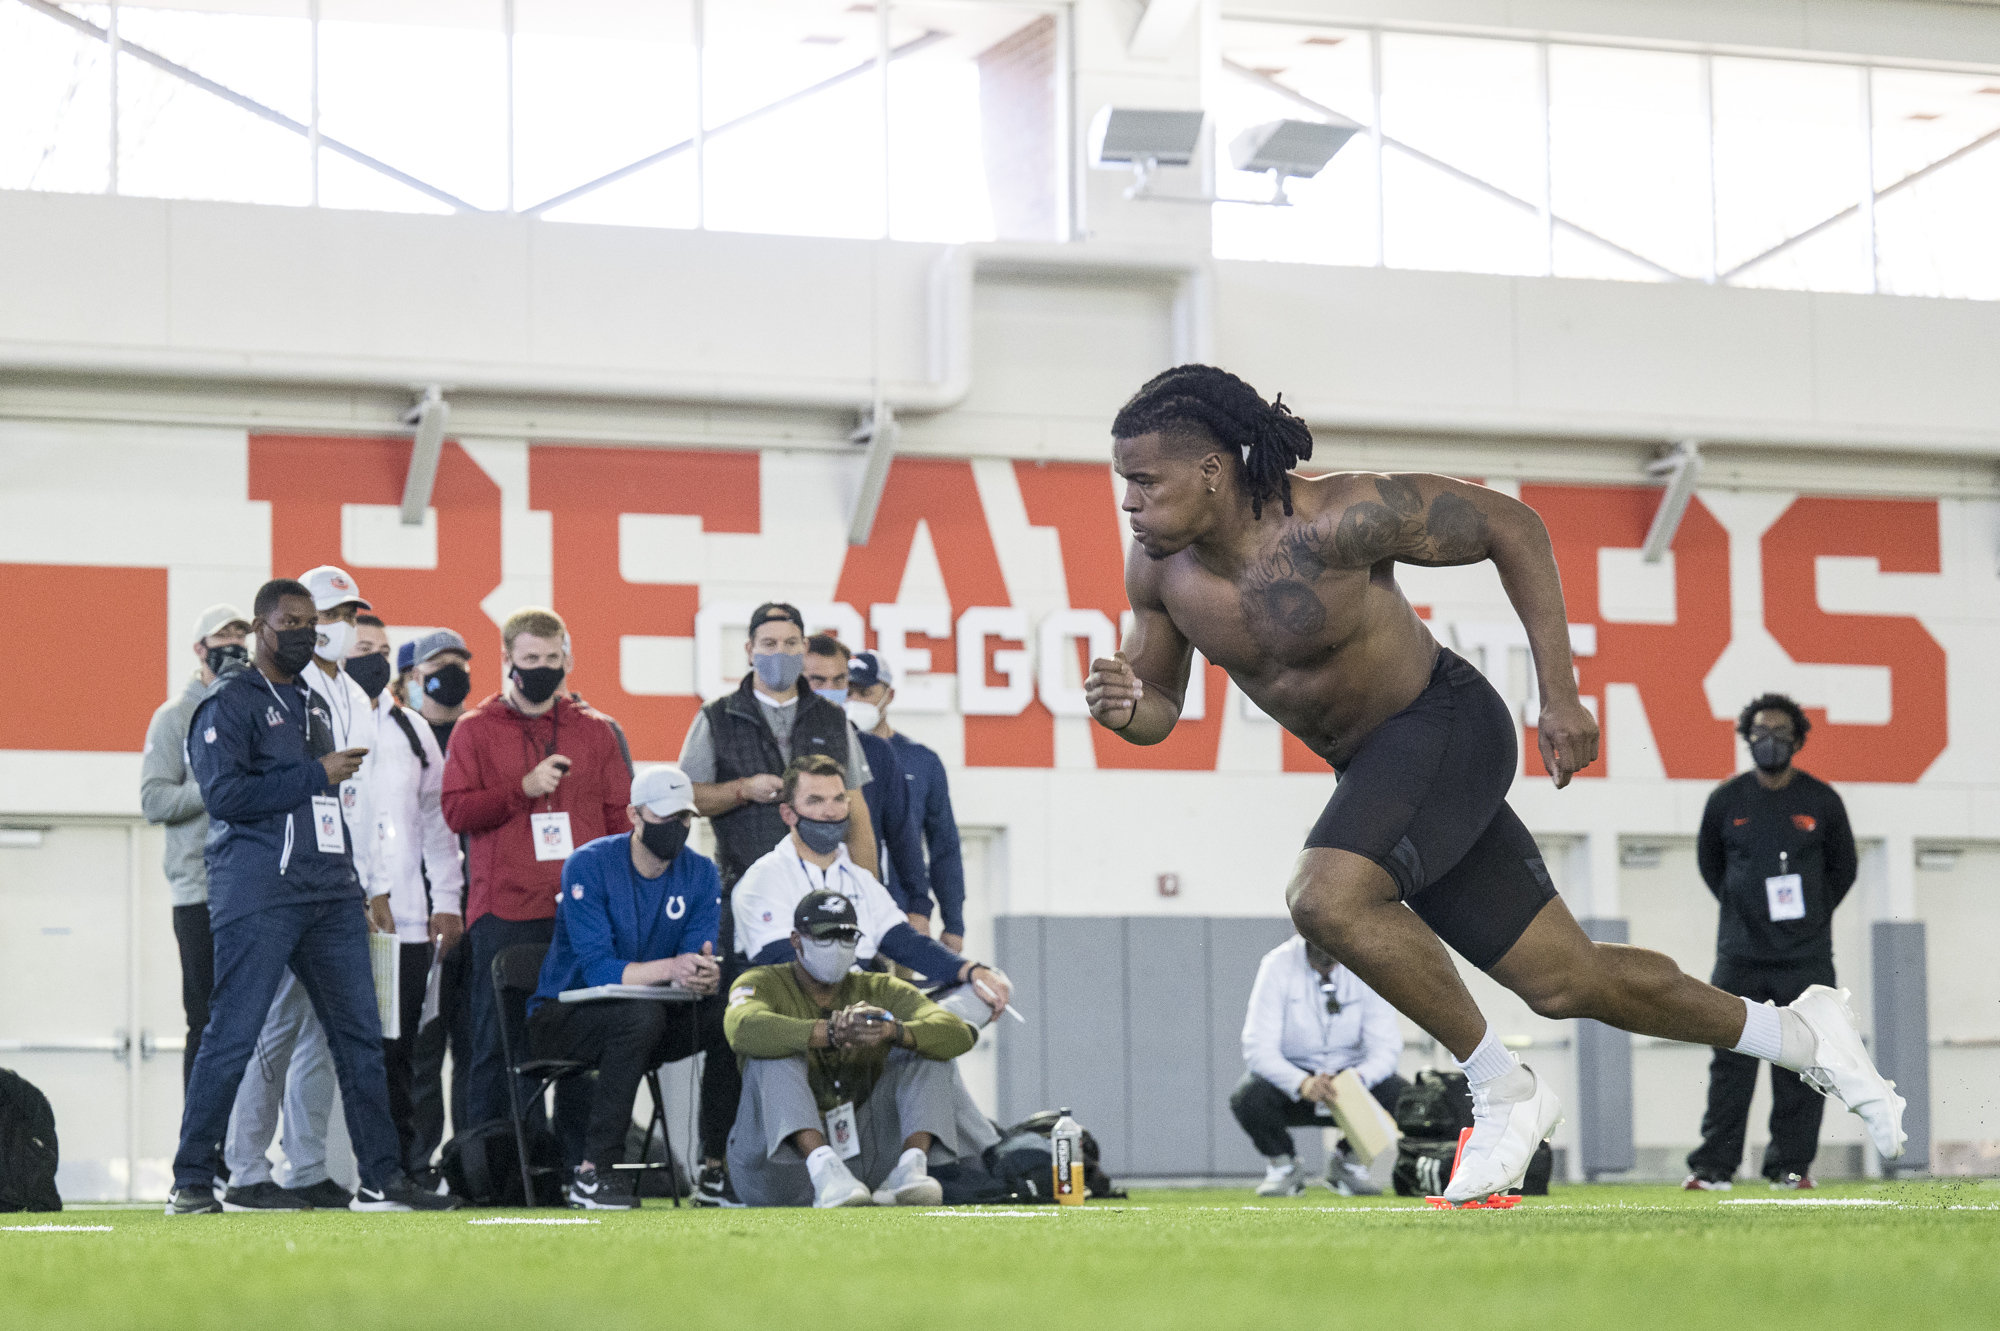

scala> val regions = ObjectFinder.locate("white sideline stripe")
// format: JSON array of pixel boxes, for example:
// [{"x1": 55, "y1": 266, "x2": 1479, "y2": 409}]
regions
[
  {"x1": 923, "y1": 1210, "x2": 1051, "y2": 1217},
  {"x1": 1720, "y1": 1191, "x2": 1888, "y2": 1199},
  {"x1": 4, "y1": 1225, "x2": 114, "y2": 1232},
  {"x1": 467, "y1": 1218, "x2": 601, "y2": 1225}
]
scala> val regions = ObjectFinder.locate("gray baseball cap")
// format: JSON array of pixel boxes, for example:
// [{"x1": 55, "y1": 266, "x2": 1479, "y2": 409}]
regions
[
  {"x1": 192, "y1": 603, "x2": 251, "y2": 641},
  {"x1": 411, "y1": 629, "x2": 472, "y2": 665}
]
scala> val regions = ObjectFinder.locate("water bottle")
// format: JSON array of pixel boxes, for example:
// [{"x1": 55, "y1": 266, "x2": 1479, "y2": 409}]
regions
[{"x1": 1051, "y1": 1107, "x2": 1085, "y2": 1206}]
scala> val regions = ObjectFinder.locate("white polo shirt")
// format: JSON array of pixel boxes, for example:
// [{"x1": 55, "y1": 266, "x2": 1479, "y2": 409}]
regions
[
  {"x1": 1241, "y1": 936, "x2": 1404, "y2": 1099},
  {"x1": 732, "y1": 839, "x2": 906, "y2": 964}
]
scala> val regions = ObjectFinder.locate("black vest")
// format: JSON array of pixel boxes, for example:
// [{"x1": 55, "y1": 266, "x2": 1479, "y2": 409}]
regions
[{"x1": 705, "y1": 674, "x2": 850, "y2": 887}]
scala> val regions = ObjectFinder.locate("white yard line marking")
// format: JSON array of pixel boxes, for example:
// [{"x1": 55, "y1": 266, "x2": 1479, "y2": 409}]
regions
[
  {"x1": 466, "y1": 1217, "x2": 601, "y2": 1225},
  {"x1": 923, "y1": 1210, "x2": 1051, "y2": 1217},
  {"x1": 4, "y1": 1225, "x2": 114, "y2": 1232},
  {"x1": 1720, "y1": 1191, "x2": 1888, "y2": 1199}
]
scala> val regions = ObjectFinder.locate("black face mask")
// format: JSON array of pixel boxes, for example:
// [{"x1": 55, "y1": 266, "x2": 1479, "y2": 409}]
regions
[
  {"x1": 206, "y1": 642, "x2": 250, "y2": 678},
  {"x1": 266, "y1": 624, "x2": 318, "y2": 677},
  {"x1": 639, "y1": 817, "x2": 690, "y2": 865},
  {"x1": 511, "y1": 664, "x2": 567, "y2": 705},
  {"x1": 345, "y1": 651, "x2": 392, "y2": 699},
  {"x1": 1750, "y1": 735, "x2": 1794, "y2": 773},
  {"x1": 423, "y1": 663, "x2": 471, "y2": 709}
]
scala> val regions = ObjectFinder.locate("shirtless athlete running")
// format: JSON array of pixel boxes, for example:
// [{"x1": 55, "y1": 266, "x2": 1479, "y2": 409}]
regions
[{"x1": 1084, "y1": 365, "x2": 1905, "y2": 1201}]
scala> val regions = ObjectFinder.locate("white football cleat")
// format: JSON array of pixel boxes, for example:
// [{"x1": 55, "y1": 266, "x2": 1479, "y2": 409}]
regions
[
  {"x1": 1255, "y1": 1157, "x2": 1307, "y2": 1198},
  {"x1": 1442, "y1": 1061, "x2": 1562, "y2": 1204},
  {"x1": 808, "y1": 1153, "x2": 875, "y2": 1208},
  {"x1": 871, "y1": 1148, "x2": 943, "y2": 1207},
  {"x1": 1788, "y1": 985, "x2": 1907, "y2": 1161}
]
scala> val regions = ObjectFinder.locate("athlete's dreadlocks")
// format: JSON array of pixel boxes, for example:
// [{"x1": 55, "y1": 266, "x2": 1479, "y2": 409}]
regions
[{"x1": 1110, "y1": 364, "x2": 1314, "y2": 520}]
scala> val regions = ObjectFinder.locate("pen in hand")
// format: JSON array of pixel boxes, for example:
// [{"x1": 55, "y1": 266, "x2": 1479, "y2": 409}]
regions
[{"x1": 974, "y1": 978, "x2": 1028, "y2": 1024}]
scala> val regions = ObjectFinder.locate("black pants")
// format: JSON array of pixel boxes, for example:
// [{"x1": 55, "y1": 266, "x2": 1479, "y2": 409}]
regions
[
  {"x1": 381, "y1": 940, "x2": 434, "y2": 1174},
  {"x1": 527, "y1": 998, "x2": 701, "y2": 1172},
  {"x1": 465, "y1": 914, "x2": 588, "y2": 1165},
  {"x1": 408, "y1": 933, "x2": 473, "y2": 1171},
  {"x1": 171, "y1": 904, "x2": 217, "y2": 1090},
  {"x1": 696, "y1": 954, "x2": 746, "y2": 1163},
  {"x1": 1229, "y1": 1071, "x2": 1410, "y2": 1159},
  {"x1": 1687, "y1": 958, "x2": 1835, "y2": 1182}
]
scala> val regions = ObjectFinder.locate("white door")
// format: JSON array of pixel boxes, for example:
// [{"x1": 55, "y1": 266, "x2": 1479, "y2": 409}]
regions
[{"x1": 0, "y1": 817, "x2": 184, "y2": 1200}]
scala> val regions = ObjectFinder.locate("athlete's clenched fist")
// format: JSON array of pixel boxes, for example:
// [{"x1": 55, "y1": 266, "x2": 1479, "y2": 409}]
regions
[{"x1": 1085, "y1": 651, "x2": 1144, "y2": 731}]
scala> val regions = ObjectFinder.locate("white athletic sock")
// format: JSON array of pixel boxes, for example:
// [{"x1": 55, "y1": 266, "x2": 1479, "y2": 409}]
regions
[
  {"x1": 805, "y1": 1145, "x2": 838, "y2": 1179},
  {"x1": 1775, "y1": 1009, "x2": 1815, "y2": 1072},
  {"x1": 1266, "y1": 1154, "x2": 1297, "y2": 1169},
  {"x1": 1456, "y1": 1027, "x2": 1517, "y2": 1087},
  {"x1": 1731, "y1": 998, "x2": 1784, "y2": 1063}
]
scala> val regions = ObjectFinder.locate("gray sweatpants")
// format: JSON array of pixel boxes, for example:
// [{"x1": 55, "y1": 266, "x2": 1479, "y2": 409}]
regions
[
  {"x1": 223, "y1": 970, "x2": 336, "y2": 1188},
  {"x1": 727, "y1": 1049, "x2": 997, "y2": 1207}
]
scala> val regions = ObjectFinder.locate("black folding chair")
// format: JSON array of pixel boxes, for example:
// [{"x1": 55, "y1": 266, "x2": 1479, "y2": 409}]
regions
[{"x1": 489, "y1": 943, "x2": 683, "y2": 1207}]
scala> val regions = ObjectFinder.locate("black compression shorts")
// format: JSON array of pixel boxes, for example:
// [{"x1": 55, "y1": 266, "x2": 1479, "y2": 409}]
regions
[{"x1": 1303, "y1": 647, "x2": 1558, "y2": 971}]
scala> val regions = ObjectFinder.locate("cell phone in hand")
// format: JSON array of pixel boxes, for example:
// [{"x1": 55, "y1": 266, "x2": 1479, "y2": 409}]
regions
[{"x1": 855, "y1": 1011, "x2": 895, "y2": 1024}]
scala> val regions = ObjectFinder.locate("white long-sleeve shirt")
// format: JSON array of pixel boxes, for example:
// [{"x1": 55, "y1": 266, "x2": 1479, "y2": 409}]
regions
[
  {"x1": 732, "y1": 841, "x2": 905, "y2": 964},
  {"x1": 1241, "y1": 936, "x2": 1403, "y2": 1100},
  {"x1": 359, "y1": 699, "x2": 465, "y2": 941},
  {"x1": 312, "y1": 662, "x2": 378, "y2": 895}
]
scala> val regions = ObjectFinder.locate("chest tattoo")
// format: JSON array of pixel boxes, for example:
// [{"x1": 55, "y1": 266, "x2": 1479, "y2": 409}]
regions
[{"x1": 1241, "y1": 519, "x2": 1336, "y2": 637}]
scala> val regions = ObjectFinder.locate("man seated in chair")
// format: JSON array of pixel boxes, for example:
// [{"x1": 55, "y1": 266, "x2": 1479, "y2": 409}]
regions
[
  {"x1": 724, "y1": 890, "x2": 984, "y2": 1208},
  {"x1": 527, "y1": 764, "x2": 722, "y2": 1209}
]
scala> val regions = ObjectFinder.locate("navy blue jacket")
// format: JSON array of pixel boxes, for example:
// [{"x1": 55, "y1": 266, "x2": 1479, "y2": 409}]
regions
[
  {"x1": 187, "y1": 666, "x2": 359, "y2": 929},
  {"x1": 528, "y1": 833, "x2": 722, "y2": 1015},
  {"x1": 857, "y1": 731, "x2": 932, "y2": 917},
  {"x1": 890, "y1": 732, "x2": 964, "y2": 936}
]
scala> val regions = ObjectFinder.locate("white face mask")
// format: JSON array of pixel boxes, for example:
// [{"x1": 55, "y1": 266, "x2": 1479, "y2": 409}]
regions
[
  {"x1": 797, "y1": 935, "x2": 858, "y2": 984},
  {"x1": 844, "y1": 700, "x2": 881, "y2": 732},
  {"x1": 405, "y1": 680, "x2": 425, "y2": 710},
  {"x1": 314, "y1": 618, "x2": 355, "y2": 663}
]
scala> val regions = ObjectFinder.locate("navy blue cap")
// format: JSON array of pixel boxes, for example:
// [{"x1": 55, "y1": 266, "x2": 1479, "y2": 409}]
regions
[
  {"x1": 396, "y1": 641, "x2": 416, "y2": 673},
  {"x1": 848, "y1": 649, "x2": 892, "y2": 690}
]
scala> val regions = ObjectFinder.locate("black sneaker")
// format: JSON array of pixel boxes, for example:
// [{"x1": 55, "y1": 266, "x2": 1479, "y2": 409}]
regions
[
  {"x1": 568, "y1": 1164, "x2": 640, "y2": 1210},
  {"x1": 223, "y1": 1180, "x2": 312, "y2": 1212},
  {"x1": 165, "y1": 1185, "x2": 222, "y2": 1216},
  {"x1": 350, "y1": 1172, "x2": 467, "y2": 1212},
  {"x1": 287, "y1": 1179, "x2": 353, "y2": 1209},
  {"x1": 693, "y1": 1161, "x2": 744, "y2": 1209}
]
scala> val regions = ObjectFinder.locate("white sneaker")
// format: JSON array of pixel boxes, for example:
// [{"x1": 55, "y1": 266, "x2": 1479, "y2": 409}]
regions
[
  {"x1": 1327, "y1": 1153, "x2": 1381, "y2": 1197},
  {"x1": 1788, "y1": 985, "x2": 1907, "y2": 1160},
  {"x1": 1255, "y1": 1157, "x2": 1307, "y2": 1197},
  {"x1": 807, "y1": 1150, "x2": 874, "y2": 1208},
  {"x1": 872, "y1": 1148, "x2": 944, "y2": 1207},
  {"x1": 1442, "y1": 1061, "x2": 1563, "y2": 1204}
]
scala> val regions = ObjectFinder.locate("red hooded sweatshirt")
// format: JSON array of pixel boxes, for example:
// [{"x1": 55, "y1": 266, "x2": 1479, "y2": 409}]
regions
[{"x1": 441, "y1": 692, "x2": 632, "y2": 926}]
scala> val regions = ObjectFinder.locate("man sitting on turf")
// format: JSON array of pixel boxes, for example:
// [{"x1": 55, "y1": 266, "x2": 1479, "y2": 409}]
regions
[
  {"x1": 526, "y1": 764, "x2": 722, "y2": 1209},
  {"x1": 724, "y1": 890, "x2": 982, "y2": 1208}
]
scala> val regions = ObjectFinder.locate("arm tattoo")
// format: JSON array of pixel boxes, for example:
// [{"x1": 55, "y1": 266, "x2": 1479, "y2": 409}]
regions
[
  {"x1": 1331, "y1": 502, "x2": 1403, "y2": 566},
  {"x1": 1424, "y1": 491, "x2": 1489, "y2": 562},
  {"x1": 1374, "y1": 475, "x2": 1424, "y2": 518}
]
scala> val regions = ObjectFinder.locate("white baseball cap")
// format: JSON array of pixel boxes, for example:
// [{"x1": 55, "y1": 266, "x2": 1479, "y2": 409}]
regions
[
  {"x1": 631, "y1": 764, "x2": 696, "y2": 818},
  {"x1": 192, "y1": 603, "x2": 251, "y2": 641},
  {"x1": 299, "y1": 565, "x2": 372, "y2": 612}
]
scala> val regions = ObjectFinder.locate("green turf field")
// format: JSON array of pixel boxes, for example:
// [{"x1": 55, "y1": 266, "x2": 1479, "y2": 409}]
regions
[{"x1": 7, "y1": 1181, "x2": 1997, "y2": 1330}]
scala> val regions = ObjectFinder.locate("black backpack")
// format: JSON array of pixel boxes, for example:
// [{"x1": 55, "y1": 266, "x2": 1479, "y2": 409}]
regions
[
  {"x1": 440, "y1": 1120, "x2": 565, "y2": 1207},
  {"x1": 985, "y1": 1111, "x2": 1126, "y2": 1203},
  {"x1": 1390, "y1": 1069, "x2": 1553, "y2": 1197},
  {"x1": 0, "y1": 1068, "x2": 62, "y2": 1213}
]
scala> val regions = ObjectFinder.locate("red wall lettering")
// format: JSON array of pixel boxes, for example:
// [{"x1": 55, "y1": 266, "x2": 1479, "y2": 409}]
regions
[
  {"x1": 0, "y1": 564, "x2": 165, "y2": 752},
  {"x1": 1013, "y1": 460, "x2": 1230, "y2": 771},
  {"x1": 530, "y1": 446, "x2": 760, "y2": 763},
  {"x1": 834, "y1": 459, "x2": 1051, "y2": 767},
  {"x1": 249, "y1": 434, "x2": 502, "y2": 685},
  {"x1": 1522, "y1": 485, "x2": 1736, "y2": 781},
  {"x1": 1761, "y1": 498, "x2": 1948, "y2": 783}
]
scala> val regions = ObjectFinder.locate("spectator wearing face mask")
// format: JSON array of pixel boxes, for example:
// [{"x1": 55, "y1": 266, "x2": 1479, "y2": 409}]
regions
[
  {"x1": 348, "y1": 616, "x2": 465, "y2": 1178},
  {"x1": 142, "y1": 602, "x2": 252, "y2": 1088},
  {"x1": 1685, "y1": 694, "x2": 1857, "y2": 1192},
  {"x1": 525, "y1": 765, "x2": 721, "y2": 1208},
  {"x1": 216, "y1": 564, "x2": 383, "y2": 1213},
  {"x1": 723, "y1": 889, "x2": 981, "y2": 1209},
  {"x1": 844, "y1": 649, "x2": 967, "y2": 953},
  {"x1": 399, "y1": 627, "x2": 477, "y2": 1162},
  {"x1": 801, "y1": 637, "x2": 931, "y2": 933},
  {"x1": 406, "y1": 630, "x2": 475, "y2": 755},
  {"x1": 441, "y1": 606, "x2": 633, "y2": 1135}
]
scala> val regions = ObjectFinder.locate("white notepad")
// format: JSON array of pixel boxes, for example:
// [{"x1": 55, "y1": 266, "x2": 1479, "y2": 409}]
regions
[
  {"x1": 557, "y1": 984, "x2": 698, "y2": 1004},
  {"x1": 369, "y1": 931, "x2": 400, "y2": 1040}
]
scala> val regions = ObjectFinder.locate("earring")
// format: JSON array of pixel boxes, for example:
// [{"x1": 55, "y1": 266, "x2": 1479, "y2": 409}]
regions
[{"x1": 1208, "y1": 486, "x2": 1216, "y2": 494}]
